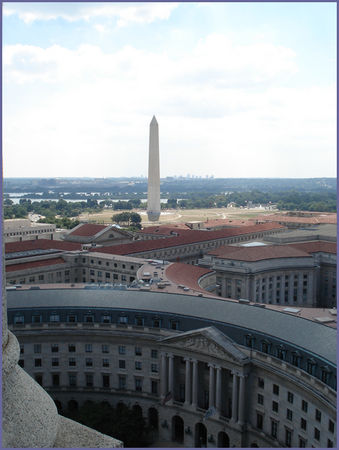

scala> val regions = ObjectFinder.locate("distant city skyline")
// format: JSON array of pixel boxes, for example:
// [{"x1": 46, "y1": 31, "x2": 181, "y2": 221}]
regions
[{"x1": 3, "y1": 2, "x2": 336, "y2": 178}]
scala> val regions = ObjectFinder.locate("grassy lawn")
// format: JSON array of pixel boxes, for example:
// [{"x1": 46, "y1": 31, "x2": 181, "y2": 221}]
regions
[{"x1": 78, "y1": 207, "x2": 273, "y2": 226}]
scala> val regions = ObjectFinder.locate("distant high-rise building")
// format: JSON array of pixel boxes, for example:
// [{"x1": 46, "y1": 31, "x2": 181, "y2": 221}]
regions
[{"x1": 147, "y1": 116, "x2": 160, "y2": 222}]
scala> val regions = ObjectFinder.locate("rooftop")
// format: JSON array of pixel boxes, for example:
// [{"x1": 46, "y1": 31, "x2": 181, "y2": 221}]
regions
[
  {"x1": 68, "y1": 223, "x2": 108, "y2": 237},
  {"x1": 208, "y1": 244, "x2": 311, "y2": 262},
  {"x1": 92, "y1": 223, "x2": 285, "y2": 256}
]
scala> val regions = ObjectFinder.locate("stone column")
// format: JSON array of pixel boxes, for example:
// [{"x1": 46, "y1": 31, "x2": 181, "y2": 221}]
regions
[
  {"x1": 168, "y1": 353, "x2": 174, "y2": 401},
  {"x1": 192, "y1": 359, "x2": 198, "y2": 408},
  {"x1": 288, "y1": 273, "x2": 294, "y2": 304},
  {"x1": 208, "y1": 364, "x2": 215, "y2": 408},
  {"x1": 238, "y1": 374, "x2": 247, "y2": 425},
  {"x1": 272, "y1": 275, "x2": 277, "y2": 303},
  {"x1": 259, "y1": 278, "x2": 263, "y2": 302},
  {"x1": 160, "y1": 352, "x2": 167, "y2": 399},
  {"x1": 281, "y1": 274, "x2": 286, "y2": 303},
  {"x1": 215, "y1": 366, "x2": 222, "y2": 414},
  {"x1": 231, "y1": 371, "x2": 238, "y2": 422},
  {"x1": 298, "y1": 274, "x2": 303, "y2": 304},
  {"x1": 184, "y1": 358, "x2": 191, "y2": 406}
]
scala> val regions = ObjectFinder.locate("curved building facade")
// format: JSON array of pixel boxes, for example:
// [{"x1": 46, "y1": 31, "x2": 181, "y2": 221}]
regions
[{"x1": 7, "y1": 288, "x2": 336, "y2": 448}]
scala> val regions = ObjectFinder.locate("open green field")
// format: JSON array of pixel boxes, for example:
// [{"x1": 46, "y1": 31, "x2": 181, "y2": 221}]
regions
[{"x1": 78, "y1": 207, "x2": 274, "y2": 226}]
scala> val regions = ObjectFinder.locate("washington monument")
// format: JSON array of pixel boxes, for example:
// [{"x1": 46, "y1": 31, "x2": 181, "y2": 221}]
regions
[{"x1": 147, "y1": 116, "x2": 161, "y2": 221}]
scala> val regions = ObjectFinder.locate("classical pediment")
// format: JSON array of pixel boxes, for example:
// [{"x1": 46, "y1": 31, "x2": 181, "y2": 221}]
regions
[{"x1": 160, "y1": 326, "x2": 249, "y2": 364}]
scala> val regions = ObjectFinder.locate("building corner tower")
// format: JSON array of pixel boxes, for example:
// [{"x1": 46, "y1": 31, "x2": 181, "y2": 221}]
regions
[{"x1": 147, "y1": 116, "x2": 161, "y2": 222}]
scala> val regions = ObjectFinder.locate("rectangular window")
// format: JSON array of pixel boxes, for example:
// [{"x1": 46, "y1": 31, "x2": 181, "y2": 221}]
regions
[
  {"x1": 49, "y1": 314, "x2": 60, "y2": 322},
  {"x1": 119, "y1": 375, "x2": 126, "y2": 390},
  {"x1": 86, "y1": 374, "x2": 93, "y2": 387},
  {"x1": 299, "y1": 438, "x2": 306, "y2": 448},
  {"x1": 67, "y1": 315, "x2": 77, "y2": 323},
  {"x1": 285, "y1": 429, "x2": 292, "y2": 447},
  {"x1": 135, "y1": 361, "x2": 142, "y2": 371},
  {"x1": 119, "y1": 316, "x2": 128, "y2": 324},
  {"x1": 68, "y1": 344, "x2": 76, "y2": 352},
  {"x1": 84, "y1": 315, "x2": 94, "y2": 323},
  {"x1": 301, "y1": 400, "x2": 308, "y2": 412},
  {"x1": 287, "y1": 392, "x2": 294, "y2": 403},
  {"x1": 271, "y1": 420, "x2": 278, "y2": 439},
  {"x1": 286, "y1": 409, "x2": 293, "y2": 421},
  {"x1": 135, "y1": 378, "x2": 142, "y2": 391},
  {"x1": 118, "y1": 345, "x2": 126, "y2": 355},
  {"x1": 69, "y1": 373, "x2": 77, "y2": 387},
  {"x1": 328, "y1": 439, "x2": 333, "y2": 448},
  {"x1": 272, "y1": 401, "x2": 279, "y2": 412},
  {"x1": 85, "y1": 344, "x2": 92, "y2": 353},
  {"x1": 151, "y1": 364, "x2": 158, "y2": 373},
  {"x1": 314, "y1": 428, "x2": 320, "y2": 441},
  {"x1": 170, "y1": 320, "x2": 179, "y2": 330},
  {"x1": 32, "y1": 315, "x2": 41, "y2": 323},
  {"x1": 85, "y1": 358, "x2": 93, "y2": 367},
  {"x1": 119, "y1": 360, "x2": 126, "y2": 369},
  {"x1": 102, "y1": 374, "x2": 110, "y2": 388},
  {"x1": 257, "y1": 394, "x2": 264, "y2": 405},
  {"x1": 102, "y1": 358, "x2": 109, "y2": 368},
  {"x1": 256, "y1": 413, "x2": 263, "y2": 430},
  {"x1": 135, "y1": 317, "x2": 144, "y2": 326},
  {"x1": 151, "y1": 380, "x2": 158, "y2": 395},
  {"x1": 52, "y1": 358, "x2": 59, "y2": 367},
  {"x1": 52, "y1": 374, "x2": 60, "y2": 386},
  {"x1": 151, "y1": 349, "x2": 158, "y2": 359},
  {"x1": 69, "y1": 358, "x2": 76, "y2": 367},
  {"x1": 34, "y1": 358, "x2": 42, "y2": 367},
  {"x1": 102, "y1": 344, "x2": 109, "y2": 353},
  {"x1": 101, "y1": 315, "x2": 111, "y2": 323},
  {"x1": 14, "y1": 316, "x2": 25, "y2": 325},
  {"x1": 152, "y1": 318, "x2": 162, "y2": 328},
  {"x1": 273, "y1": 384, "x2": 279, "y2": 395},
  {"x1": 135, "y1": 347, "x2": 142, "y2": 356},
  {"x1": 34, "y1": 344, "x2": 41, "y2": 354},
  {"x1": 315, "y1": 409, "x2": 321, "y2": 422},
  {"x1": 258, "y1": 377, "x2": 264, "y2": 389},
  {"x1": 328, "y1": 419, "x2": 335, "y2": 433},
  {"x1": 300, "y1": 418, "x2": 307, "y2": 430}
]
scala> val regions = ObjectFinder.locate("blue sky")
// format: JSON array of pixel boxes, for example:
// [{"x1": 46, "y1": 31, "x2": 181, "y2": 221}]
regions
[{"x1": 3, "y1": 2, "x2": 336, "y2": 178}]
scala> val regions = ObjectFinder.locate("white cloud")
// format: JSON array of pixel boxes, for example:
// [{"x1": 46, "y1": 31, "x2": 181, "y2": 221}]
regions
[
  {"x1": 3, "y1": 2, "x2": 179, "y2": 26},
  {"x1": 3, "y1": 36, "x2": 336, "y2": 178}
]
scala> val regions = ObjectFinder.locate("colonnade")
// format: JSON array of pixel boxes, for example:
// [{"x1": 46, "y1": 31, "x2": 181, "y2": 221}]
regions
[{"x1": 160, "y1": 353, "x2": 247, "y2": 425}]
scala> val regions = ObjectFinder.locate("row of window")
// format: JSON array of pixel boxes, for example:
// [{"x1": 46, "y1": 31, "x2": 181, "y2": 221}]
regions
[
  {"x1": 13, "y1": 314, "x2": 178, "y2": 329},
  {"x1": 256, "y1": 413, "x2": 333, "y2": 447},
  {"x1": 86, "y1": 258, "x2": 135, "y2": 271},
  {"x1": 24, "y1": 343, "x2": 158, "y2": 358},
  {"x1": 21, "y1": 357, "x2": 159, "y2": 372},
  {"x1": 35, "y1": 372, "x2": 158, "y2": 394},
  {"x1": 257, "y1": 379, "x2": 335, "y2": 432},
  {"x1": 248, "y1": 341, "x2": 332, "y2": 382}
]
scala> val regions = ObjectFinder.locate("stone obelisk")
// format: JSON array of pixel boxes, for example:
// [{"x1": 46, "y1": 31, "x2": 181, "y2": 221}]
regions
[{"x1": 147, "y1": 116, "x2": 161, "y2": 221}]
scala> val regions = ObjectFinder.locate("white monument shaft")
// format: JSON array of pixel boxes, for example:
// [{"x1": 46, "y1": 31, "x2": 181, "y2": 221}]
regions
[{"x1": 147, "y1": 116, "x2": 161, "y2": 221}]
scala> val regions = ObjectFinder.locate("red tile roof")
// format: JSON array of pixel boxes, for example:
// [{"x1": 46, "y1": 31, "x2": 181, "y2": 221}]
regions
[
  {"x1": 6, "y1": 257, "x2": 66, "y2": 272},
  {"x1": 139, "y1": 224, "x2": 190, "y2": 235},
  {"x1": 69, "y1": 223, "x2": 108, "y2": 237},
  {"x1": 209, "y1": 245, "x2": 311, "y2": 261},
  {"x1": 5, "y1": 239, "x2": 82, "y2": 254},
  {"x1": 91, "y1": 223, "x2": 285, "y2": 256},
  {"x1": 165, "y1": 263, "x2": 214, "y2": 292},
  {"x1": 289, "y1": 241, "x2": 337, "y2": 254}
]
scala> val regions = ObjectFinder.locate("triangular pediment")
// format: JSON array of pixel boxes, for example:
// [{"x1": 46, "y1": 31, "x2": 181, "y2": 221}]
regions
[{"x1": 161, "y1": 326, "x2": 249, "y2": 364}]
